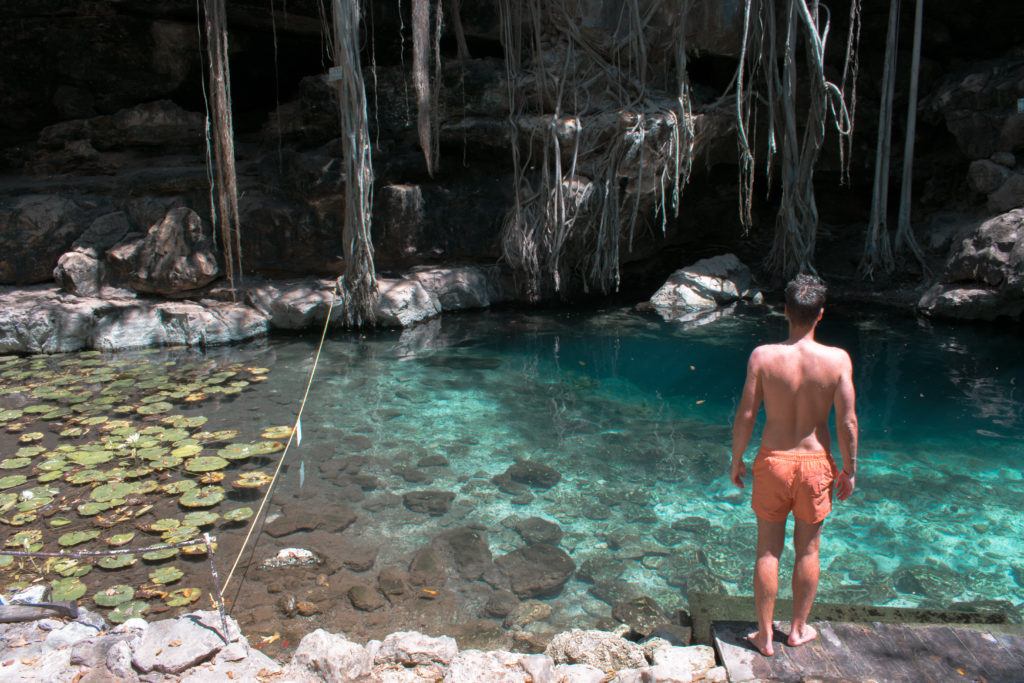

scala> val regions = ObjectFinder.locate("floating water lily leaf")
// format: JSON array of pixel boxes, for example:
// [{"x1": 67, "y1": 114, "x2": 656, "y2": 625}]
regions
[
  {"x1": 67, "y1": 450, "x2": 114, "y2": 466},
  {"x1": 49, "y1": 517, "x2": 72, "y2": 528},
  {"x1": 6, "y1": 529, "x2": 42, "y2": 547},
  {"x1": 94, "y1": 584, "x2": 135, "y2": 607},
  {"x1": 222, "y1": 507, "x2": 253, "y2": 523},
  {"x1": 59, "y1": 529, "x2": 101, "y2": 547},
  {"x1": 232, "y1": 471, "x2": 272, "y2": 488},
  {"x1": 37, "y1": 458, "x2": 68, "y2": 471},
  {"x1": 0, "y1": 458, "x2": 31, "y2": 470},
  {"x1": 160, "y1": 428, "x2": 190, "y2": 443},
  {"x1": 18, "y1": 432, "x2": 44, "y2": 443},
  {"x1": 0, "y1": 409, "x2": 23, "y2": 421},
  {"x1": 16, "y1": 495, "x2": 51, "y2": 511},
  {"x1": 77, "y1": 501, "x2": 111, "y2": 516},
  {"x1": 0, "y1": 555, "x2": 12, "y2": 569},
  {"x1": 125, "y1": 466, "x2": 153, "y2": 479},
  {"x1": 149, "y1": 518, "x2": 180, "y2": 532},
  {"x1": 182, "y1": 539, "x2": 215, "y2": 556},
  {"x1": 129, "y1": 480, "x2": 158, "y2": 495},
  {"x1": 22, "y1": 406, "x2": 53, "y2": 414},
  {"x1": 217, "y1": 441, "x2": 284, "y2": 460},
  {"x1": 184, "y1": 456, "x2": 228, "y2": 473},
  {"x1": 52, "y1": 558, "x2": 83, "y2": 577},
  {"x1": 81, "y1": 416, "x2": 108, "y2": 426},
  {"x1": 161, "y1": 526, "x2": 199, "y2": 544},
  {"x1": 136, "y1": 446, "x2": 170, "y2": 461},
  {"x1": 183, "y1": 511, "x2": 218, "y2": 527},
  {"x1": 195, "y1": 430, "x2": 240, "y2": 443},
  {"x1": 164, "y1": 587, "x2": 201, "y2": 607},
  {"x1": 164, "y1": 415, "x2": 207, "y2": 429},
  {"x1": 59, "y1": 427, "x2": 87, "y2": 438},
  {"x1": 108, "y1": 600, "x2": 149, "y2": 623},
  {"x1": 179, "y1": 485, "x2": 225, "y2": 508},
  {"x1": 149, "y1": 566, "x2": 184, "y2": 585},
  {"x1": 16, "y1": 446, "x2": 45, "y2": 457},
  {"x1": 51, "y1": 577, "x2": 87, "y2": 601},
  {"x1": 66, "y1": 470, "x2": 107, "y2": 485},
  {"x1": 183, "y1": 393, "x2": 207, "y2": 402},
  {"x1": 8, "y1": 512, "x2": 36, "y2": 526},
  {"x1": 99, "y1": 554, "x2": 136, "y2": 569},
  {"x1": 139, "y1": 394, "x2": 169, "y2": 404},
  {"x1": 105, "y1": 532, "x2": 135, "y2": 547},
  {"x1": 198, "y1": 472, "x2": 224, "y2": 484},
  {"x1": 161, "y1": 480, "x2": 197, "y2": 495},
  {"x1": 0, "y1": 475, "x2": 28, "y2": 490},
  {"x1": 247, "y1": 367, "x2": 270, "y2": 375},
  {"x1": 142, "y1": 547, "x2": 178, "y2": 561},
  {"x1": 137, "y1": 402, "x2": 172, "y2": 415},
  {"x1": 41, "y1": 407, "x2": 71, "y2": 420},
  {"x1": 91, "y1": 482, "x2": 133, "y2": 502},
  {"x1": 260, "y1": 425, "x2": 293, "y2": 439}
]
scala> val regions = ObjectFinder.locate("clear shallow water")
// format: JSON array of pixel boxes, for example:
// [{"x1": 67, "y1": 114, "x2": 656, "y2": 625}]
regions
[
  {"x1": 2, "y1": 304, "x2": 1023, "y2": 646},
  {"x1": 253, "y1": 305, "x2": 1024, "y2": 624}
]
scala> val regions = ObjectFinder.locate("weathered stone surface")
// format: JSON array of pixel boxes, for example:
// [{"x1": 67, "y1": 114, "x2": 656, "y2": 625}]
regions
[
  {"x1": 651, "y1": 645, "x2": 717, "y2": 679},
  {"x1": 515, "y1": 517, "x2": 563, "y2": 546},
  {"x1": 376, "y1": 631, "x2": 459, "y2": 667},
  {"x1": 39, "y1": 100, "x2": 204, "y2": 151},
  {"x1": 106, "y1": 206, "x2": 218, "y2": 295},
  {"x1": 545, "y1": 630, "x2": 648, "y2": 674},
  {"x1": 611, "y1": 596, "x2": 669, "y2": 638},
  {"x1": 0, "y1": 194, "x2": 95, "y2": 284},
  {"x1": 495, "y1": 543, "x2": 575, "y2": 598},
  {"x1": 349, "y1": 584, "x2": 387, "y2": 612},
  {"x1": 649, "y1": 253, "x2": 754, "y2": 316},
  {"x1": 244, "y1": 277, "x2": 337, "y2": 330},
  {"x1": 485, "y1": 589, "x2": 520, "y2": 619},
  {"x1": 131, "y1": 611, "x2": 236, "y2": 674},
  {"x1": 289, "y1": 629, "x2": 372, "y2": 682},
  {"x1": 504, "y1": 599, "x2": 553, "y2": 630},
  {"x1": 404, "y1": 265, "x2": 512, "y2": 311},
  {"x1": 404, "y1": 489, "x2": 456, "y2": 516},
  {"x1": 434, "y1": 527, "x2": 493, "y2": 580},
  {"x1": 53, "y1": 250, "x2": 102, "y2": 296},
  {"x1": 553, "y1": 663, "x2": 607, "y2": 683},
  {"x1": 968, "y1": 159, "x2": 1012, "y2": 194},
  {"x1": 506, "y1": 461, "x2": 562, "y2": 489},
  {"x1": 375, "y1": 277, "x2": 442, "y2": 327},
  {"x1": 409, "y1": 546, "x2": 448, "y2": 586},
  {"x1": 378, "y1": 566, "x2": 409, "y2": 596},
  {"x1": 443, "y1": 650, "x2": 538, "y2": 683},
  {"x1": 988, "y1": 173, "x2": 1024, "y2": 213}
]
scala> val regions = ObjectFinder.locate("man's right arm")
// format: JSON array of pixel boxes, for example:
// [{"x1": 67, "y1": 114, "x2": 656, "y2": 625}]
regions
[{"x1": 834, "y1": 351, "x2": 857, "y2": 500}]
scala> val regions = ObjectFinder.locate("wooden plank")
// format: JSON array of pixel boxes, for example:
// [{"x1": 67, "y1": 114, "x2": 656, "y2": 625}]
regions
[
  {"x1": 771, "y1": 620, "x2": 844, "y2": 679},
  {"x1": 872, "y1": 622, "x2": 968, "y2": 683},
  {"x1": 813, "y1": 622, "x2": 881, "y2": 681},
  {"x1": 712, "y1": 621, "x2": 802, "y2": 682},
  {"x1": 950, "y1": 627, "x2": 1024, "y2": 683},
  {"x1": 910, "y1": 625, "x2": 994, "y2": 681}
]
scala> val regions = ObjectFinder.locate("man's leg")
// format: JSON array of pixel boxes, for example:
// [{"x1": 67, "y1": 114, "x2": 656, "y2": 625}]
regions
[
  {"x1": 788, "y1": 517, "x2": 823, "y2": 646},
  {"x1": 748, "y1": 517, "x2": 786, "y2": 656}
]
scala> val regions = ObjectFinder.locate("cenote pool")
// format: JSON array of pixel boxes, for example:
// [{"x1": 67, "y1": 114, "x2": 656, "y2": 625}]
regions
[{"x1": 1, "y1": 304, "x2": 1023, "y2": 651}]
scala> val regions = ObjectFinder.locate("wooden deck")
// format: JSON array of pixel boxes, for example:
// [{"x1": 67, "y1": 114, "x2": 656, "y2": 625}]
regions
[{"x1": 713, "y1": 620, "x2": 1024, "y2": 682}]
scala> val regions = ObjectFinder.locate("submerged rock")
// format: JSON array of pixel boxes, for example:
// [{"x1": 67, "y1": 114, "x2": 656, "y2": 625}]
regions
[
  {"x1": 505, "y1": 460, "x2": 562, "y2": 489},
  {"x1": 495, "y1": 543, "x2": 575, "y2": 599},
  {"x1": 258, "y1": 547, "x2": 324, "y2": 570},
  {"x1": 403, "y1": 489, "x2": 456, "y2": 516}
]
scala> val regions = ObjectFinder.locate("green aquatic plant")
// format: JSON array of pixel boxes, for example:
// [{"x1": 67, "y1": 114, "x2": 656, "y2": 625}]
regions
[
  {"x1": 179, "y1": 486, "x2": 225, "y2": 508},
  {"x1": 164, "y1": 587, "x2": 201, "y2": 607},
  {"x1": 109, "y1": 600, "x2": 149, "y2": 623},
  {"x1": 94, "y1": 584, "x2": 135, "y2": 607},
  {"x1": 148, "y1": 566, "x2": 184, "y2": 585},
  {"x1": 184, "y1": 456, "x2": 229, "y2": 473},
  {"x1": 58, "y1": 529, "x2": 101, "y2": 546},
  {"x1": 98, "y1": 554, "x2": 136, "y2": 569},
  {"x1": 222, "y1": 507, "x2": 253, "y2": 523},
  {"x1": 50, "y1": 576, "x2": 88, "y2": 601}
]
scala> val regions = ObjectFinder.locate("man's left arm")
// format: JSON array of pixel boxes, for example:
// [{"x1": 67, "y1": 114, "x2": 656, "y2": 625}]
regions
[{"x1": 731, "y1": 349, "x2": 763, "y2": 488}]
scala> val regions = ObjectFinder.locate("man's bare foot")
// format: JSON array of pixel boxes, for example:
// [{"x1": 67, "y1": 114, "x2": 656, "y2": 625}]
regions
[
  {"x1": 787, "y1": 623, "x2": 817, "y2": 646},
  {"x1": 745, "y1": 631, "x2": 774, "y2": 656}
]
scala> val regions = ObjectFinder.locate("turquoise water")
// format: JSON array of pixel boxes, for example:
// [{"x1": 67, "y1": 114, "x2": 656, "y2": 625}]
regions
[
  {"x1": 252, "y1": 304, "x2": 1024, "y2": 629},
  {"x1": 2, "y1": 303, "x2": 1021, "y2": 640}
]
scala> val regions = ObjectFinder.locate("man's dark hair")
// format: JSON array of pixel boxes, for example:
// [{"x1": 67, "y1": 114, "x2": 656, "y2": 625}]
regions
[{"x1": 785, "y1": 274, "x2": 826, "y2": 325}]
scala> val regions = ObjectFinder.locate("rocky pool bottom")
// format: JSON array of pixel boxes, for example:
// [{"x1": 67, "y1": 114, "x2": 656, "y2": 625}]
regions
[{"x1": 1, "y1": 306, "x2": 1023, "y2": 662}]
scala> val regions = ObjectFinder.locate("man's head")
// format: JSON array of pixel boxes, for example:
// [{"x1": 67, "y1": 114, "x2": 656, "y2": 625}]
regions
[{"x1": 785, "y1": 274, "x2": 826, "y2": 326}]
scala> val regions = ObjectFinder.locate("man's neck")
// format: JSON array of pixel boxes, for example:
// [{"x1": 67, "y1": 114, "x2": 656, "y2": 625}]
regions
[{"x1": 787, "y1": 323, "x2": 817, "y2": 343}]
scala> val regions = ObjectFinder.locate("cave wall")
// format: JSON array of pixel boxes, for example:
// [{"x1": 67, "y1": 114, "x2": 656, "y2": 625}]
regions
[{"x1": 0, "y1": 0, "x2": 1022, "y2": 300}]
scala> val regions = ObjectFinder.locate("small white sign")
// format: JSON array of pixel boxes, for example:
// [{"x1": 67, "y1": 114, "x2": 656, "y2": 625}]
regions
[{"x1": 328, "y1": 66, "x2": 345, "y2": 82}]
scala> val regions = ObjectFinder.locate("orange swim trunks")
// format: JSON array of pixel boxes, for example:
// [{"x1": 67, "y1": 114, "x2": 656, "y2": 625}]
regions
[{"x1": 751, "y1": 448, "x2": 838, "y2": 524}]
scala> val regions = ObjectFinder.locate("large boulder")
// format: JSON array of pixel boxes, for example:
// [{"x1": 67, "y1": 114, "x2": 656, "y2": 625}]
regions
[
  {"x1": 544, "y1": 630, "x2": 648, "y2": 674},
  {"x1": 649, "y1": 253, "x2": 758, "y2": 322},
  {"x1": 918, "y1": 209, "x2": 1024, "y2": 320},
  {"x1": 106, "y1": 206, "x2": 218, "y2": 295},
  {"x1": 53, "y1": 211, "x2": 133, "y2": 296},
  {"x1": 495, "y1": 544, "x2": 575, "y2": 599},
  {"x1": 0, "y1": 195, "x2": 99, "y2": 285}
]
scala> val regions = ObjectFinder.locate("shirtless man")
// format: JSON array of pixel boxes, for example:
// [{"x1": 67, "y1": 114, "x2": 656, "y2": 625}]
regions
[{"x1": 729, "y1": 274, "x2": 858, "y2": 656}]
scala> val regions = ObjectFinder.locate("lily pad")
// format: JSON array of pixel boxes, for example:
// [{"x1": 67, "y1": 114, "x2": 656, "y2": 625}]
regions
[
  {"x1": 149, "y1": 518, "x2": 180, "y2": 532},
  {"x1": 137, "y1": 402, "x2": 173, "y2": 415},
  {"x1": 52, "y1": 558, "x2": 85, "y2": 577},
  {"x1": 105, "y1": 532, "x2": 135, "y2": 547},
  {"x1": 136, "y1": 446, "x2": 170, "y2": 461},
  {"x1": 198, "y1": 472, "x2": 224, "y2": 484},
  {"x1": 67, "y1": 450, "x2": 114, "y2": 466},
  {"x1": 149, "y1": 566, "x2": 184, "y2": 585},
  {"x1": 261, "y1": 425, "x2": 293, "y2": 439},
  {"x1": 195, "y1": 430, "x2": 240, "y2": 443},
  {"x1": 77, "y1": 501, "x2": 112, "y2": 516},
  {"x1": 179, "y1": 486, "x2": 225, "y2": 508},
  {"x1": 66, "y1": 470, "x2": 108, "y2": 485},
  {"x1": 94, "y1": 584, "x2": 135, "y2": 607},
  {"x1": 164, "y1": 587, "x2": 202, "y2": 607},
  {"x1": 161, "y1": 480, "x2": 197, "y2": 495},
  {"x1": 6, "y1": 529, "x2": 42, "y2": 547},
  {"x1": 91, "y1": 482, "x2": 134, "y2": 502},
  {"x1": 0, "y1": 475, "x2": 28, "y2": 489},
  {"x1": 49, "y1": 517, "x2": 72, "y2": 528},
  {"x1": 222, "y1": 507, "x2": 254, "y2": 523},
  {"x1": 232, "y1": 471, "x2": 273, "y2": 488},
  {"x1": 149, "y1": 455, "x2": 183, "y2": 470},
  {"x1": 184, "y1": 456, "x2": 229, "y2": 473},
  {"x1": 161, "y1": 526, "x2": 199, "y2": 544},
  {"x1": 0, "y1": 458, "x2": 32, "y2": 469},
  {"x1": 98, "y1": 554, "x2": 136, "y2": 569},
  {"x1": 129, "y1": 480, "x2": 158, "y2": 495},
  {"x1": 109, "y1": 600, "x2": 149, "y2": 623},
  {"x1": 218, "y1": 441, "x2": 284, "y2": 460},
  {"x1": 51, "y1": 577, "x2": 88, "y2": 601},
  {"x1": 59, "y1": 427, "x2": 87, "y2": 438},
  {"x1": 142, "y1": 547, "x2": 178, "y2": 561},
  {"x1": 16, "y1": 445, "x2": 46, "y2": 457},
  {"x1": 125, "y1": 466, "x2": 154, "y2": 479},
  {"x1": 18, "y1": 432, "x2": 44, "y2": 443},
  {"x1": 0, "y1": 409, "x2": 24, "y2": 421},
  {"x1": 59, "y1": 529, "x2": 101, "y2": 547},
  {"x1": 183, "y1": 511, "x2": 218, "y2": 527}
]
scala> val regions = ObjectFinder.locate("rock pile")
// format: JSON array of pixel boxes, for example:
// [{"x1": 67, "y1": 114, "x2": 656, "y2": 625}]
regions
[{"x1": 0, "y1": 606, "x2": 728, "y2": 682}]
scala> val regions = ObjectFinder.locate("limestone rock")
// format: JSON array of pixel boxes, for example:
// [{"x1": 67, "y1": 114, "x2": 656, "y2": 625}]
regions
[
  {"x1": 378, "y1": 566, "x2": 409, "y2": 596},
  {"x1": 545, "y1": 630, "x2": 648, "y2": 674},
  {"x1": 403, "y1": 489, "x2": 456, "y2": 516},
  {"x1": 53, "y1": 250, "x2": 102, "y2": 297},
  {"x1": 433, "y1": 527, "x2": 493, "y2": 580},
  {"x1": 611, "y1": 596, "x2": 668, "y2": 638},
  {"x1": 968, "y1": 159, "x2": 1012, "y2": 195},
  {"x1": 404, "y1": 265, "x2": 510, "y2": 311},
  {"x1": 375, "y1": 631, "x2": 459, "y2": 667},
  {"x1": 649, "y1": 253, "x2": 755, "y2": 320},
  {"x1": 495, "y1": 543, "x2": 575, "y2": 598},
  {"x1": 348, "y1": 584, "x2": 387, "y2": 612},
  {"x1": 515, "y1": 517, "x2": 563, "y2": 546},
  {"x1": 988, "y1": 173, "x2": 1024, "y2": 213},
  {"x1": 39, "y1": 100, "x2": 204, "y2": 151},
  {"x1": 505, "y1": 460, "x2": 561, "y2": 489},
  {"x1": 375, "y1": 277, "x2": 442, "y2": 327},
  {"x1": 106, "y1": 206, "x2": 218, "y2": 295},
  {"x1": 485, "y1": 589, "x2": 519, "y2": 619},
  {"x1": 504, "y1": 599, "x2": 553, "y2": 630},
  {"x1": 244, "y1": 277, "x2": 337, "y2": 330},
  {"x1": 131, "y1": 611, "x2": 238, "y2": 674},
  {"x1": 0, "y1": 194, "x2": 94, "y2": 285},
  {"x1": 409, "y1": 546, "x2": 448, "y2": 586},
  {"x1": 553, "y1": 663, "x2": 607, "y2": 683},
  {"x1": 289, "y1": 629, "x2": 372, "y2": 682},
  {"x1": 443, "y1": 650, "x2": 541, "y2": 682},
  {"x1": 651, "y1": 645, "x2": 717, "y2": 679}
]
